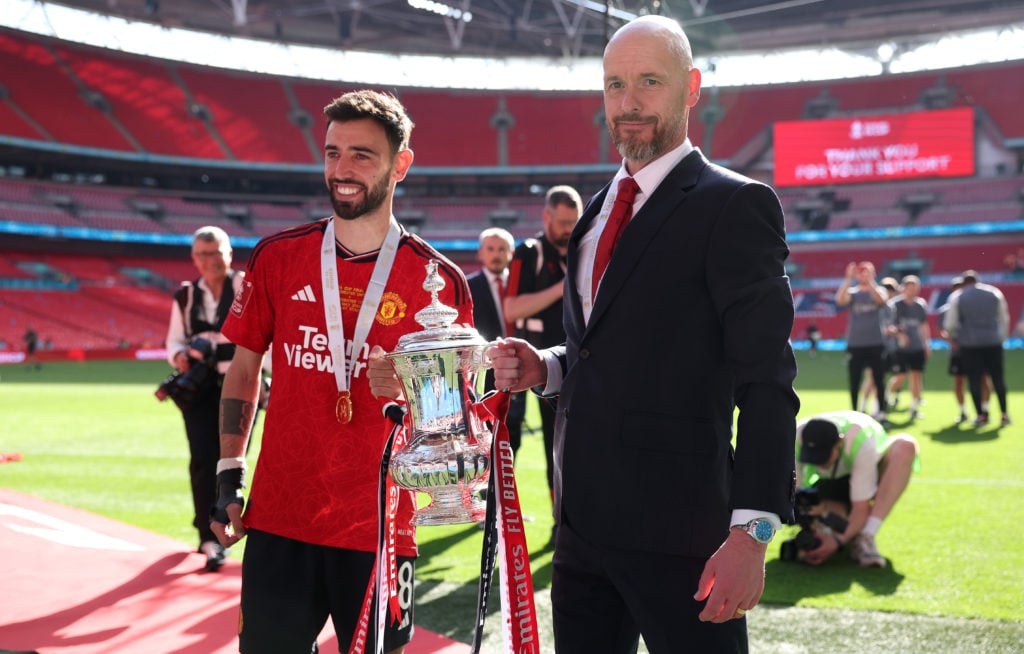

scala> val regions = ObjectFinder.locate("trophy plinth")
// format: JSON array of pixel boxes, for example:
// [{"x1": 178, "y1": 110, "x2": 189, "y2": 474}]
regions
[{"x1": 386, "y1": 260, "x2": 491, "y2": 525}]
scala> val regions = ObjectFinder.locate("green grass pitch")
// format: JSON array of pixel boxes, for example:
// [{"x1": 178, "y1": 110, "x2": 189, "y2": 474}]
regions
[{"x1": 1, "y1": 351, "x2": 1022, "y2": 652}]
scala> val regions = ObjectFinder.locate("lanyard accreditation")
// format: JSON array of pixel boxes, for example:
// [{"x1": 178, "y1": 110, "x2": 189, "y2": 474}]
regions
[{"x1": 320, "y1": 216, "x2": 402, "y2": 423}]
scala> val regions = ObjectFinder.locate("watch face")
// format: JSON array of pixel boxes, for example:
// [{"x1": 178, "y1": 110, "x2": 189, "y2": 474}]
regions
[{"x1": 753, "y1": 520, "x2": 775, "y2": 543}]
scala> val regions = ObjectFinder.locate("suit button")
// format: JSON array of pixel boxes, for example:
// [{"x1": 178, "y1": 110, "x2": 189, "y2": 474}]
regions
[{"x1": 579, "y1": 348, "x2": 590, "y2": 359}]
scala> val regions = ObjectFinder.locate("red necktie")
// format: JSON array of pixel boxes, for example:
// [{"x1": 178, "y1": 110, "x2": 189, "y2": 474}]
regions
[
  {"x1": 592, "y1": 176, "x2": 640, "y2": 301},
  {"x1": 495, "y1": 276, "x2": 514, "y2": 337}
]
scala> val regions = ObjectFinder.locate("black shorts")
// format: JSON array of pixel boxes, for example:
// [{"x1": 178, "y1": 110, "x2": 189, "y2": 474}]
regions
[
  {"x1": 846, "y1": 345, "x2": 886, "y2": 371},
  {"x1": 948, "y1": 351, "x2": 964, "y2": 376},
  {"x1": 239, "y1": 529, "x2": 415, "y2": 654},
  {"x1": 891, "y1": 350, "x2": 926, "y2": 373}
]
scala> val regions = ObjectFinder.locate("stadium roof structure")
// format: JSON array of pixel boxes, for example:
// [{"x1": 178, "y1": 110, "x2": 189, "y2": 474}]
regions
[{"x1": 42, "y1": 0, "x2": 1024, "y2": 60}]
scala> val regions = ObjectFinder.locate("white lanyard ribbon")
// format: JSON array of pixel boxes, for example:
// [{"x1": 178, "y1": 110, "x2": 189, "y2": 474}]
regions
[{"x1": 320, "y1": 216, "x2": 402, "y2": 423}]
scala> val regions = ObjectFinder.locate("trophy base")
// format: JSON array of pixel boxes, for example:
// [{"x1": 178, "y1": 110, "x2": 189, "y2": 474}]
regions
[{"x1": 413, "y1": 486, "x2": 486, "y2": 526}]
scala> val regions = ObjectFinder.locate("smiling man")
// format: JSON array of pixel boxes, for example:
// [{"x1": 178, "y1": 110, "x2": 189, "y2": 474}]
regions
[
  {"x1": 211, "y1": 90, "x2": 472, "y2": 654},
  {"x1": 487, "y1": 15, "x2": 799, "y2": 653}
]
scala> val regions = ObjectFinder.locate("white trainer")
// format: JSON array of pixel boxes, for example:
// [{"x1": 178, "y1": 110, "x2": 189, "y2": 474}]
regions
[{"x1": 850, "y1": 533, "x2": 886, "y2": 568}]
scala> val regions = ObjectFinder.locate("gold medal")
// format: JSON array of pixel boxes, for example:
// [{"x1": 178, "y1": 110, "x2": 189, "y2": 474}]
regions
[{"x1": 336, "y1": 391, "x2": 353, "y2": 424}]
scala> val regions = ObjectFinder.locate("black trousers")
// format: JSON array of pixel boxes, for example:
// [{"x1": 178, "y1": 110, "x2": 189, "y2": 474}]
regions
[
  {"x1": 552, "y1": 519, "x2": 748, "y2": 654},
  {"x1": 960, "y1": 345, "x2": 1008, "y2": 416},
  {"x1": 846, "y1": 345, "x2": 887, "y2": 412},
  {"x1": 181, "y1": 382, "x2": 222, "y2": 546}
]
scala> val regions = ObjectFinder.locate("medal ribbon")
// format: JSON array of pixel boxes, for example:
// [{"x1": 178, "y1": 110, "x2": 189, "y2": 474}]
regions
[
  {"x1": 471, "y1": 390, "x2": 539, "y2": 654},
  {"x1": 348, "y1": 401, "x2": 408, "y2": 654},
  {"x1": 320, "y1": 217, "x2": 402, "y2": 422}
]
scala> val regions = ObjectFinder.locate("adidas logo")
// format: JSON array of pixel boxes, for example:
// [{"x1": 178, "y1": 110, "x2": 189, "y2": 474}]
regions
[{"x1": 291, "y1": 284, "x2": 317, "y2": 302}]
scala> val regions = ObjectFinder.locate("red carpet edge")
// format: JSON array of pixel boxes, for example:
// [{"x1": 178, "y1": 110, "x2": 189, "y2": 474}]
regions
[{"x1": 0, "y1": 488, "x2": 466, "y2": 654}]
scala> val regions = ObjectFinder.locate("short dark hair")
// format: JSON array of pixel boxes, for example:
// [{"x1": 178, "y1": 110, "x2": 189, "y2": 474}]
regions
[
  {"x1": 323, "y1": 90, "x2": 414, "y2": 155},
  {"x1": 545, "y1": 185, "x2": 582, "y2": 212}
]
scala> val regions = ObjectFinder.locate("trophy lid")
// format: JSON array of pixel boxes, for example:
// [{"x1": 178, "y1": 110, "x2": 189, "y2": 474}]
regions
[{"x1": 392, "y1": 259, "x2": 487, "y2": 354}]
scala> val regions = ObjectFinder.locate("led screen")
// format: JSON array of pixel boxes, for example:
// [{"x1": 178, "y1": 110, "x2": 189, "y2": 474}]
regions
[{"x1": 773, "y1": 107, "x2": 975, "y2": 187}]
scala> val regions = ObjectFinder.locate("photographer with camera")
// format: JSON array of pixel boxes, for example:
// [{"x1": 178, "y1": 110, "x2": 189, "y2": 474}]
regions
[
  {"x1": 789, "y1": 410, "x2": 918, "y2": 568},
  {"x1": 163, "y1": 226, "x2": 249, "y2": 572}
]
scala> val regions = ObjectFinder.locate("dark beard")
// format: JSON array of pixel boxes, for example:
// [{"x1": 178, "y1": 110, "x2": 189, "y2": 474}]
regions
[
  {"x1": 549, "y1": 232, "x2": 570, "y2": 249},
  {"x1": 329, "y1": 174, "x2": 390, "y2": 221}
]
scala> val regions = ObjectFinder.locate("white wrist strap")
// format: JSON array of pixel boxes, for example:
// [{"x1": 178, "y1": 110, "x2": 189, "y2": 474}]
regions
[{"x1": 216, "y1": 457, "x2": 246, "y2": 474}]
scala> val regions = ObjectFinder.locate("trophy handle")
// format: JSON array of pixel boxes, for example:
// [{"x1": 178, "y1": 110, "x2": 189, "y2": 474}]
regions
[{"x1": 479, "y1": 340, "x2": 496, "y2": 370}]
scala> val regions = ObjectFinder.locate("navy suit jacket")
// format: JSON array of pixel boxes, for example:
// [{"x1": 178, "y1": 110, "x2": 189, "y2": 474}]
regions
[
  {"x1": 552, "y1": 149, "x2": 799, "y2": 557},
  {"x1": 467, "y1": 270, "x2": 504, "y2": 341}
]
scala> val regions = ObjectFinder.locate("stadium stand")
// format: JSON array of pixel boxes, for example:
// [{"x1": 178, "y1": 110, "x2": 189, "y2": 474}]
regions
[
  {"x1": 1, "y1": 27, "x2": 1023, "y2": 353},
  {"x1": 0, "y1": 255, "x2": 34, "y2": 279},
  {"x1": 504, "y1": 93, "x2": 609, "y2": 166},
  {"x1": 113, "y1": 255, "x2": 204, "y2": 287},
  {"x1": 174, "y1": 66, "x2": 314, "y2": 163},
  {"x1": 51, "y1": 42, "x2": 226, "y2": 159},
  {"x1": 0, "y1": 287, "x2": 166, "y2": 350},
  {"x1": 395, "y1": 91, "x2": 506, "y2": 167},
  {"x1": 789, "y1": 239, "x2": 1023, "y2": 281},
  {"x1": 787, "y1": 235, "x2": 1024, "y2": 340},
  {"x1": 0, "y1": 31, "x2": 135, "y2": 150},
  {"x1": 5, "y1": 29, "x2": 1022, "y2": 166},
  {"x1": 0, "y1": 250, "x2": 222, "y2": 351}
]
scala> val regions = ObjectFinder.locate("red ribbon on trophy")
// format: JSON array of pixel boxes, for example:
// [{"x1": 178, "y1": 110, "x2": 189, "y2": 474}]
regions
[
  {"x1": 471, "y1": 390, "x2": 539, "y2": 654},
  {"x1": 359, "y1": 392, "x2": 538, "y2": 654}
]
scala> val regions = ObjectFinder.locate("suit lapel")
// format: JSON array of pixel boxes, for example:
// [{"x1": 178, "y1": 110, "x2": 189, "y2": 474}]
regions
[{"x1": 586, "y1": 150, "x2": 708, "y2": 330}]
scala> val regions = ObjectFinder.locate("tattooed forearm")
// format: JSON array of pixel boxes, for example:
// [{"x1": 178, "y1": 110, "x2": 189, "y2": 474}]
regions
[{"x1": 220, "y1": 398, "x2": 256, "y2": 438}]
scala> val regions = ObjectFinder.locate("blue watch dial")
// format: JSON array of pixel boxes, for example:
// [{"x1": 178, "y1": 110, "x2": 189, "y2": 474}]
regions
[{"x1": 753, "y1": 519, "x2": 775, "y2": 543}]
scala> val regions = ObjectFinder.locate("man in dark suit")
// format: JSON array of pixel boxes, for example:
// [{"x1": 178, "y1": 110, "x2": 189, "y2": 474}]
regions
[
  {"x1": 489, "y1": 15, "x2": 799, "y2": 654},
  {"x1": 467, "y1": 227, "x2": 514, "y2": 343},
  {"x1": 466, "y1": 227, "x2": 524, "y2": 454}
]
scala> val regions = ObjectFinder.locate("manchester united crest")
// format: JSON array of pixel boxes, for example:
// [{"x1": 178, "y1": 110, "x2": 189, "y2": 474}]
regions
[{"x1": 377, "y1": 291, "x2": 407, "y2": 326}]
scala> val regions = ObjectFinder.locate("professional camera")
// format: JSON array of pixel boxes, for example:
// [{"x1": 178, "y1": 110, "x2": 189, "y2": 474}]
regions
[
  {"x1": 155, "y1": 337, "x2": 216, "y2": 411},
  {"x1": 779, "y1": 486, "x2": 849, "y2": 562}
]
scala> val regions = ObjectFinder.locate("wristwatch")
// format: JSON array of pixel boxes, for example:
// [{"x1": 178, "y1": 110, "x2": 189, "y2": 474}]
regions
[{"x1": 731, "y1": 518, "x2": 776, "y2": 544}]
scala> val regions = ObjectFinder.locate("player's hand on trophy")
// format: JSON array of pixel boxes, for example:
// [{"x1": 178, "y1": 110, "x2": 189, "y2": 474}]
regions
[
  {"x1": 486, "y1": 338, "x2": 546, "y2": 392},
  {"x1": 367, "y1": 345, "x2": 405, "y2": 401}
]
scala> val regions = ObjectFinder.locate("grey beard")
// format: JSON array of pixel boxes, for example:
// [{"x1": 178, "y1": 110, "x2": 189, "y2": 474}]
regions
[{"x1": 615, "y1": 138, "x2": 661, "y2": 163}]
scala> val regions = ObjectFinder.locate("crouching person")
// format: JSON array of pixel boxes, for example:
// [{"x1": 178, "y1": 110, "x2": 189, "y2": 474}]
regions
[{"x1": 788, "y1": 410, "x2": 918, "y2": 568}]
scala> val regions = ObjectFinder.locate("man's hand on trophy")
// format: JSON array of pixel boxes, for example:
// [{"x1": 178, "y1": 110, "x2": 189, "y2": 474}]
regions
[
  {"x1": 367, "y1": 345, "x2": 405, "y2": 400},
  {"x1": 486, "y1": 338, "x2": 546, "y2": 392}
]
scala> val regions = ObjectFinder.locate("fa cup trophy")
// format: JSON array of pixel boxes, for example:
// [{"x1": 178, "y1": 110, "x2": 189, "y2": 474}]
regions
[{"x1": 385, "y1": 260, "x2": 492, "y2": 525}]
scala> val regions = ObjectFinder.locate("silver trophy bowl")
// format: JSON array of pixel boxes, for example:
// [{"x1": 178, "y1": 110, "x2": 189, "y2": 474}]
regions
[{"x1": 386, "y1": 260, "x2": 492, "y2": 525}]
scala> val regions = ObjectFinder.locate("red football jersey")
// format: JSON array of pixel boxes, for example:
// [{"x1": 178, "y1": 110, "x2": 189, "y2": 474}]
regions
[{"x1": 224, "y1": 219, "x2": 473, "y2": 555}]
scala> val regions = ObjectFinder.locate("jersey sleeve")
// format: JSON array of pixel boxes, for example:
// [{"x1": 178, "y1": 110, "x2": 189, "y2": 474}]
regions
[{"x1": 223, "y1": 252, "x2": 274, "y2": 354}]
